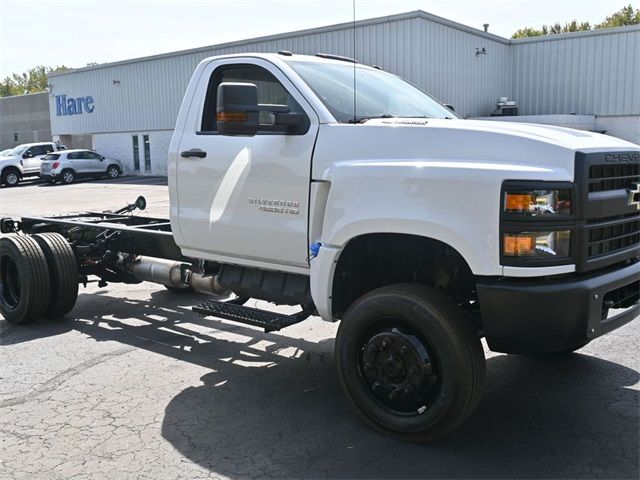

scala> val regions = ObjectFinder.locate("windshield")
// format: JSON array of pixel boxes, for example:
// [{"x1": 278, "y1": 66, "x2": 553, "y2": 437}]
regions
[
  {"x1": 288, "y1": 61, "x2": 457, "y2": 123},
  {"x1": 8, "y1": 145, "x2": 28, "y2": 156}
]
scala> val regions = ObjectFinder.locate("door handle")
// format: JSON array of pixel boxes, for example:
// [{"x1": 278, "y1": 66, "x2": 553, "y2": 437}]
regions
[{"x1": 180, "y1": 149, "x2": 207, "y2": 159}]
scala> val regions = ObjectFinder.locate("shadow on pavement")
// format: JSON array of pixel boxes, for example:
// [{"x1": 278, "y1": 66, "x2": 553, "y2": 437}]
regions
[{"x1": 2, "y1": 289, "x2": 638, "y2": 478}]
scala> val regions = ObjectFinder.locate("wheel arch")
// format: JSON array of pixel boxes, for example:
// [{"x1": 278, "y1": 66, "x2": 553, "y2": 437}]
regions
[{"x1": 310, "y1": 231, "x2": 479, "y2": 322}]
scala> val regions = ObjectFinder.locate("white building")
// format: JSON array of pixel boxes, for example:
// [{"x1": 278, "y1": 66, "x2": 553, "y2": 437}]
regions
[{"x1": 47, "y1": 10, "x2": 640, "y2": 176}]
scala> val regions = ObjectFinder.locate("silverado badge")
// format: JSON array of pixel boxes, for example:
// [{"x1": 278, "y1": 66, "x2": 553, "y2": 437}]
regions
[{"x1": 628, "y1": 182, "x2": 640, "y2": 210}]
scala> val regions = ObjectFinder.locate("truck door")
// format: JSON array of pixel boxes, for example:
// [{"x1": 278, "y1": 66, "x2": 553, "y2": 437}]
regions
[
  {"x1": 174, "y1": 58, "x2": 319, "y2": 269},
  {"x1": 22, "y1": 144, "x2": 52, "y2": 174}
]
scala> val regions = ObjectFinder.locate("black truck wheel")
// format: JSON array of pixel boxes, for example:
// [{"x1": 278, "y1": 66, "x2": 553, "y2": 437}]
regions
[
  {"x1": 335, "y1": 284, "x2": 486, "y2": 442},
  {"x1": 33, "y1": 233, "x2": 79, "y2": 318},
  {"x1": 0, "y1": 235, "x2": 51, "y2": 324}
]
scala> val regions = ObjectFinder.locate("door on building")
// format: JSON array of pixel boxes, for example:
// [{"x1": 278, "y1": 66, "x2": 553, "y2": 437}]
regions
[{"x1": 174, "y1": 58, "x2": 319, "y2": 269}]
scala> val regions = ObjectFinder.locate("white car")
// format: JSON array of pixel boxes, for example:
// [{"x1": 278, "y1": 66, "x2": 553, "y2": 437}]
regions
[
  {"x1": 40, "y1": 149, "x2": 125, "y2": 184},
  {"x1": 0, "y1": 142, "x2": 66, "y2": 187}
]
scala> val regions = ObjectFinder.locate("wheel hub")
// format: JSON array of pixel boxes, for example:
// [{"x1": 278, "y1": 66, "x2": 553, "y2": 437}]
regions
[
  {"x1": 361, "y1": 328, "x2": 438, "y2": 413},
  {"x1": 0, "y1": 255, "x2": 21, "y2": 308}
]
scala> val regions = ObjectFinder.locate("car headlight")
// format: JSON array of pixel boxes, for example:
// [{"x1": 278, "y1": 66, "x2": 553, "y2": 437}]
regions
[
  {"x1": 503, "y1": 230, "x2": 571, "y2": 258},
  {"x1": 504, "y1": 189, "x2": 571, "y2": 216}
]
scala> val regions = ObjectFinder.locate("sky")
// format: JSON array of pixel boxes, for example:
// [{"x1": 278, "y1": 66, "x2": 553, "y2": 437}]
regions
[{"x1": 0, "y1": 0, "x2": 636, "y2": 78}]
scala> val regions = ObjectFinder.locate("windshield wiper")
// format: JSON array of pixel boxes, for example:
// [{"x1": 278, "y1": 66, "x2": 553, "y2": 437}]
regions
[{"x1": 348, "y1": 114, "x2": 395, "y2": 124}]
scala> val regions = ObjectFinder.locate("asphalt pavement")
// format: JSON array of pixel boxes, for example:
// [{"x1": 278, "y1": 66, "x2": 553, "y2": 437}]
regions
[{"x1": 0, "y1": 177, "x2": 638, "y2": 479}]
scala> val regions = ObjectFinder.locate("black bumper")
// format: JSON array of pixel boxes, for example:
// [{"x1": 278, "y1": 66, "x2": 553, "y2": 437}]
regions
[{"x1": 476, "y1": 261, "x2": 640, "y2": 354}]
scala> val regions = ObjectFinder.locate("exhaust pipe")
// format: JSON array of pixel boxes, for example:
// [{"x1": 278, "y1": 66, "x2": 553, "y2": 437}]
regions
[
  {"x1": 131, "y1": 256, "x2": 188, "y2": 288},
  {"x1": 130, "y1": 256, "x2": 230, "y2": 295}
]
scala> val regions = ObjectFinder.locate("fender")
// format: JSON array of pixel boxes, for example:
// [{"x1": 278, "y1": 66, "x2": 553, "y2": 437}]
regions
[{"x1": 309, "y1": 154, "x2": 575, "y2": 321}]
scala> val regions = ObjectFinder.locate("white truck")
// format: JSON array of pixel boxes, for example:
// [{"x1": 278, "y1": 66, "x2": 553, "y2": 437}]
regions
[
  {"x1": 1, "y1": 53, "x2": 639, "y2": 442},
  {"x1": 0, "y1": 142, "x2": 66, "y2": 187}
]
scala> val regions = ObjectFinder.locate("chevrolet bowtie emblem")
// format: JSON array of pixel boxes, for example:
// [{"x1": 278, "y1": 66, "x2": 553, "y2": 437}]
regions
[{"x1": 628, "y1": 182, "x2": 640, "y2": 210}]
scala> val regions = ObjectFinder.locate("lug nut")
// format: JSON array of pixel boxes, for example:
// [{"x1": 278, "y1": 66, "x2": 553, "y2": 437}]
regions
[{"x1": 371, "y1": 382, "x2": 380, "y2": 391}]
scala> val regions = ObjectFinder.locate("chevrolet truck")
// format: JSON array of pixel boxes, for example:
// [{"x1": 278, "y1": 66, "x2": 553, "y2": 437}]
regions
[{"x1": 1, "y1": 53, "x2": 639, "y2": 442}]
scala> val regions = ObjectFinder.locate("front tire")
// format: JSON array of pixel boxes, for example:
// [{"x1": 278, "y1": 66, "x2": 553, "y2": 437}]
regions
[
  {"x1": 335, "y1": 284, "x2": 485, "y2": 442},
  {"x1": 0, "y1": 235, "x2": 51, "y2": 324},
  {"x1": 1, "y1": 167, "x2": 21, "y2": 187}
]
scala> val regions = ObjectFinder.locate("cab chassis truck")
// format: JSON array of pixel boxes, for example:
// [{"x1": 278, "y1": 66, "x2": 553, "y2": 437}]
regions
[{"x1": 1, "y1": 53, "x2": 639, "y2": 442}]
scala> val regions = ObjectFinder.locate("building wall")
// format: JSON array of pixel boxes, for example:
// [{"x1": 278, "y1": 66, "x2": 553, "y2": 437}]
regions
[
  {"x1": 43, "y1": 11, "x2": 640, "y2": 175},
  {"x1": 595, "y1": 115, "x2": 640, "y2": 145},
  {"x1": 511, "y1": 26, "x2": 640, "y2": 116},
  {"x1": 0, "y1": 92, "x2": 51, "y2": 150},
  {"x1": 93, "y1": 130, "x2": 173, "y2": 176}
]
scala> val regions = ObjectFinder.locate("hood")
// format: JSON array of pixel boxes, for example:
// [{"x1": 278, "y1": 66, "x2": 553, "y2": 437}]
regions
[
  {"x1": 311, "y1": 118, "x2": 640, "y2": 182},
  {"x1": 365, "y1": 118, "x2": 638, "y2": 151}
]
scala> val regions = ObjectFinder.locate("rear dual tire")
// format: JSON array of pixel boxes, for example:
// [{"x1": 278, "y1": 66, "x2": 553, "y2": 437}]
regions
[
  {"x1": 335, "y1": 284, "x2": 486, "y2": 442},
  {"x1": 0, "y1": 233, "x2": 78, "y2": 324},
  {"x1": 32, "y1": 233, "x2": 79, "y2": 318}
]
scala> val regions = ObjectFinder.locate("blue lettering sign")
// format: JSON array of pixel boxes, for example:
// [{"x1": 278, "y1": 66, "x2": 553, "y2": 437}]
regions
[
  {"x1": 55, "y1": 95, "x2": 67, "y2": 116},
  {"x1": 55, "y1": 94, "x2": 95, "y2": 116},
  {"x1": 85, "y1": 96, "x2": 94, "y2": 113}
]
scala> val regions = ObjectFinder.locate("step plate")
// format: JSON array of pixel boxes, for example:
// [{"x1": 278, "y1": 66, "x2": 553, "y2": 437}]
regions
[{"x1": 193, "y1": 300, "x2": 303, "y2": 332}]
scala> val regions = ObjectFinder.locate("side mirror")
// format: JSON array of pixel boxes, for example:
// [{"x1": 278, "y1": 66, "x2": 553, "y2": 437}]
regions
[
  {"x1": 444, "y1": 104, "x2": 455, "y2": 112},
  {"x1": 135, "y1": 196, "x2": 147, "y2": 211},
  {"x1": 216, "y1": 82, "x2": 259, "y2": 136},
  {"x1": 99, "y1": 156, "x2": 105, "y2": 161},
  {"x1": 23, "y1": 151, "x2": 33, "y2": 159}
]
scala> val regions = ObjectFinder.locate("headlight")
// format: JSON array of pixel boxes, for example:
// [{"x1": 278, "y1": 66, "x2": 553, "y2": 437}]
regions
[
  {"x1": 504, "y1": 189, "x2": 571, "y2": 216},
  {"x1": 503, "y1": 230, "x2": 571, "y2": 258}
]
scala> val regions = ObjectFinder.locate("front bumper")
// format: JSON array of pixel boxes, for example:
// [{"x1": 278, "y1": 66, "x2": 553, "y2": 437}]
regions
[{"x1": 476, "y1": 260, "x2": 640, "y2": 354}]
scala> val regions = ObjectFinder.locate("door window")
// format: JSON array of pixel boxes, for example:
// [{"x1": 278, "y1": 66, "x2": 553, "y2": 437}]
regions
[
  {"x1": 84, "y1": 152, "x2": 102, "y2": 160},
  {"x1": 200, "y1": 64, "x2": 307, "y2": 133}
]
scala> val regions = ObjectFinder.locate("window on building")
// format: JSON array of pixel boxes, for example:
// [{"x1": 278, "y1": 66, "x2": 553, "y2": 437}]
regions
[
  {"x1": 132, "y1": 135, "x2": 140, "y2": 171},
  {"x1": 143, "y1": 135, "x2": 151, "y2": 171},
  {"x1": 199, "y1": 64, "x2": 307, "y2": 133}
]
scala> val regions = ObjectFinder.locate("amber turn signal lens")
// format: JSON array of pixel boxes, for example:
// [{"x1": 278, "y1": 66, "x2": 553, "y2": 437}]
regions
[
  {"x1": 505, "y1": 193, "x2": 534, "y2": 213},
  {"x1": 216, "y1": 111, "x2": 248, "y2": 122},
  {"x1": 503, "y1": 234, "x2": 535, "y2": 256}
]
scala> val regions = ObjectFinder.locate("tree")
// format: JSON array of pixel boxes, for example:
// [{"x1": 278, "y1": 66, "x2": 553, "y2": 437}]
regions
[
  {"x1": 512, "y1": 4, "x2": 639, "y2": 38},
  {"x1": 596, "y1": 4, "x2": 640, "y2": 28},
  {"x1": 0, "y1": 65, "x2": 69, "y2": 97}
]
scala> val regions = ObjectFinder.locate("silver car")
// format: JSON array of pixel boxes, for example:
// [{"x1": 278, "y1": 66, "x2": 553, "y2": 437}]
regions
[{"x1": 40, "y1": 149, "x2": 125, "y2": 184}]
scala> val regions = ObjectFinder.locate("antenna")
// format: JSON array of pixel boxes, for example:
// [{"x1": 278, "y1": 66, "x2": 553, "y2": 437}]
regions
[{"x1": 352, "y1": 0, "x2": 356, "y2": 124}]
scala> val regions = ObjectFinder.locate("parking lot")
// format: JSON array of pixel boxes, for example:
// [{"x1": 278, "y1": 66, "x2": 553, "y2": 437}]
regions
[{"x1": 0, "y1": 177, "x2": 638, "y2": 480}]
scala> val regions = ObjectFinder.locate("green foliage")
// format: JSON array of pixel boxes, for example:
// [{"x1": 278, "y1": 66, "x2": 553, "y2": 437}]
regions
[
  {"x1": 0, "y1": 65, "x2": 69, "y2": 97},
  {"x1": 512, "y1": 4, "x2": 639, "y2": 38},
  {"x1": 596, "y1": 4, "x2": 640, "y2": 28}
]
